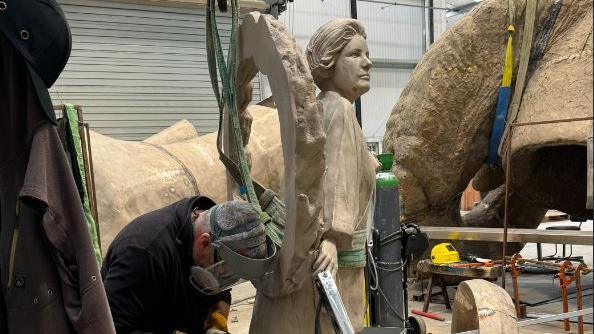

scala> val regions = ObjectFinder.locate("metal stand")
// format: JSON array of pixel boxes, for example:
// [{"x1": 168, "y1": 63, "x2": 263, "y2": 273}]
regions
[
  {"x1": 422, "y1": 274, "x2": 451, "y2": 313},
  {"x1": 501, "y1": 116, "x2": 593, "y2": 289},
  {"x1": 53, "y1": 104, "x2": 101, "y2": 253}
]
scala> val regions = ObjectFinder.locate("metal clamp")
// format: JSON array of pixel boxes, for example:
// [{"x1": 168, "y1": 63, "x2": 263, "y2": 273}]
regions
[{"x1": 509, "y1": 253, "x2": 522, "y2": 317}]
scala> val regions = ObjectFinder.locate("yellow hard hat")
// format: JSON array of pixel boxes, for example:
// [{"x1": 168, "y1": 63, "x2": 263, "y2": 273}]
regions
[{"x1": 431, "y1": 243, "x2": 460, "y2": 264}]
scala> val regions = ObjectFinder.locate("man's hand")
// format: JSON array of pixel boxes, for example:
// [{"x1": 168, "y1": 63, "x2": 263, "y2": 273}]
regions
[{"x1": 313, "y1": 239, "x2": 338, "y2": 277}]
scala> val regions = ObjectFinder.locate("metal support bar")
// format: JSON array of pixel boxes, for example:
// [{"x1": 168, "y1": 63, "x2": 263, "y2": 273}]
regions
[
  {"x1": 357, "y1": 0, "x2": 449, "y2": 10},
  {"x1": 53, "y1": 104, "x2": 101, "y2": 252},
  {"x1": 455, "y1": 308, "x2": 594, "y2": 334},
  {"x1": 421, "y1": 226, "x2": 593, "y2": 245},
  {"x1": 510, "y1": 254, "x2": 522, "y2": 317},
  {"x1": 586, "y1": 137, "x2": 594, "y2": 209},
  {"x1": 371, "y1": 58, "x2": 418, "y2": 69},
  {"x1": 502, "y1": 125, "x2": 513, "y2": 288},
  {"x1": 350, "y1": 0, "x2": 362, "y2": 127},
  {"x1": 576, "y1": 265, "x2": 586, "y2": 334},
  {"x1": 428, "y1": 0, "x2": 434, "y2": 45},
  {"x1": 513, "y1": 258, "x2": 592, "y2": 274},
  {"x1": 447, "y1": 1, "x2": 481, "y2": 13},
  {"x1": 518, "y1": 308, "x2": 593, "y2": 327},
  {"x1": 511, "y1": 116, "x2": 593, "y2": 127}
]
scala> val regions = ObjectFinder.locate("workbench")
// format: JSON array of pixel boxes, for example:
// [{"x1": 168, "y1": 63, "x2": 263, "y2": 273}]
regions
[{"x1": 416, "y1": 259, "x2": 504, "y2": 313}]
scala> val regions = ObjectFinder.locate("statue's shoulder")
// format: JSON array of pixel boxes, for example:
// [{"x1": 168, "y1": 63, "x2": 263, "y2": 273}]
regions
[{"x1": 318, "y1": 91, "x2": 353, "y2": 124}]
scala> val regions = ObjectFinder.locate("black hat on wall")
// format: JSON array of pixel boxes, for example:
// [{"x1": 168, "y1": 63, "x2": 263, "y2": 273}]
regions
[{"x1": 0, "y1": 0, "x2": 72, "y2": 124}]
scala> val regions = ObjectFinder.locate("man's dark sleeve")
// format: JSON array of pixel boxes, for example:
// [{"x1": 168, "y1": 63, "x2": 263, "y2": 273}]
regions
[
  {"x1": 101, "y1": 245, "x2": 161, "y2": 334},
  {"x1": 218, "y1": 290, "x2": 231, "y2": 305}
]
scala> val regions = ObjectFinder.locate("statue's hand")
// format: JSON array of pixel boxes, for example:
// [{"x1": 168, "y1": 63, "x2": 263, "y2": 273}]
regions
[{"x1": 313, "y1": 239, "x2": 338, "y2": 278}]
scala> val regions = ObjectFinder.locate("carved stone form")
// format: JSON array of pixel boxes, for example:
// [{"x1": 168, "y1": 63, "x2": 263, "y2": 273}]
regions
[
  {"x1": 382, "y1": 0, "x2": 593, "y2": 256},
  {"x1": 306, "y1": 18, "x2": 377, "y2": 332},
  {"x1": 452, "y1": 279, "x2": 519, "y2": 334},
  {"x1": 234, "y1": 12, "x2": 327, "y2": 333},
  {"x1": 92, "y1": 105, "x2": 283, "y2": 254}
]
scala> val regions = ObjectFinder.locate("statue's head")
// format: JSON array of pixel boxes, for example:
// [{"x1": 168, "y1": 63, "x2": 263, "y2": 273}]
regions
[{"x1": 306, "y1": 19, "x2": 372, "y2": 102}]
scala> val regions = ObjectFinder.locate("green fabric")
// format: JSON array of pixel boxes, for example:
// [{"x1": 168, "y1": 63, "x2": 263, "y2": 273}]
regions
[
  {"x1": 206, "y1": 0, "x2": 260, "y2": 209},
  {"x1": 264, "y1": 220, "x2": 284, "y2": 248},
  {"x1": 63, "y1": 104, "x2": 102, "y2": 266},
  {"x1": 337, "y1": 230, "x2": 367, "y2": 268},
  {"x1": 337, "y1": 248, "x2": 367, "y2": 268},
  {"x1": 206, "y1": 0, "x2": 286, "y2": 247}
]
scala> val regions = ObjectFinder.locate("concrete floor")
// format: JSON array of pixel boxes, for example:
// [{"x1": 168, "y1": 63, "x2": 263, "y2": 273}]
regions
[
  {"x1": 227, "y1": 217, "x2": 594, "y2": 334},
  {"x1": 227, "y1": 285, "x2": 593, "y2": 333}
]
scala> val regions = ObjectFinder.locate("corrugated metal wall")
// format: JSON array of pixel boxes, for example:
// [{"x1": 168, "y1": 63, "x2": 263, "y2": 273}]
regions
[
  {"x1": 276, "y1": 0, "x2": 424, "y2": 148},
  {"x1": 51, "y1": 0, "x2": 260, "y2": 140}
]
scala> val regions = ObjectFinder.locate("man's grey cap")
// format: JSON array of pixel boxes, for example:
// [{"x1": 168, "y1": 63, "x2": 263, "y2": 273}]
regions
[
  {"x1": 208, "y1": 201, "x2": 277, "y2": 280},
  {"x1": 209, "y1": 201, "x2": 267, "y2": 254}
]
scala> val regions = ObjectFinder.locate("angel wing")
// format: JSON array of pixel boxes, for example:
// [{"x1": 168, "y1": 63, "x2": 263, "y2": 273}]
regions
[{"x1": 234, "y1": 12, "x2": 325, "y2": 297}]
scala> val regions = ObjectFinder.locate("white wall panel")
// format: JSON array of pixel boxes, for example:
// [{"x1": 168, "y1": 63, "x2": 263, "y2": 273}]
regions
[
  {"x1": 357, "y1": 0, "x2": 424, "y2": 61},
  {"x1": 361, "y1": 67, "x2": 412, "y2": 143},
  {"x1": 280, "y1": 0, "x2": 350, "y2": 49}
]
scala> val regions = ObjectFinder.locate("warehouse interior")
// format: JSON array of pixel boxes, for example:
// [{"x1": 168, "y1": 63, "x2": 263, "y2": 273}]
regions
[{"x1": 1, "y1": 0, "x2": 592, "y2": 333}]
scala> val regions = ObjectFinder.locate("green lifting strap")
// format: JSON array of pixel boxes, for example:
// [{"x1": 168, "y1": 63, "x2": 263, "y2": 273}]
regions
[
  {"x1": 205, "y1": 0, "x2": 259, "y2": 208},
  {"x1": 63, "y1": 104, "x2": 102, "y2": 266},
  {"x1": 205, "y1": 0, "x2": 284, "y2": 246},
  {"x1": 204, "y1": 4, "x2": 366, "y2": 267}
]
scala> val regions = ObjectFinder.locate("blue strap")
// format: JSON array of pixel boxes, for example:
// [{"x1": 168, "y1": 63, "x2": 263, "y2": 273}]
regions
[{"x1": 487, "y1": 86, "x2": 511, "y2": 165}]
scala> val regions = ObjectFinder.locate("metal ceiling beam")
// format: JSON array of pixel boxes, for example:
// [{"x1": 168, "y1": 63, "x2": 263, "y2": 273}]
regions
[
  {"x1": 356, "y1": 0, "x2": 449, "y2": 11},
  {"x1": 448, "y1": 1, "x2": 481, "y2": 13},
  {"x1": 372, "y1": 58, "x2": 418, "y2": 69}
]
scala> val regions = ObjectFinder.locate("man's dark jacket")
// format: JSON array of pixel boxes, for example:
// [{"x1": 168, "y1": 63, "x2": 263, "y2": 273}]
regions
[
  {"x1": 0, "y1": 33, "x2": 115, "y2": 333},
  {"x1": 101, "y1": 196, "x2": 231, "y2": 334}
]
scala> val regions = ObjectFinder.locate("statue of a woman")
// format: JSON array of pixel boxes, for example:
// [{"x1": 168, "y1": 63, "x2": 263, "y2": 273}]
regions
[{"x1": 306, "y1": 18, "x2": 378, "y2": 332}]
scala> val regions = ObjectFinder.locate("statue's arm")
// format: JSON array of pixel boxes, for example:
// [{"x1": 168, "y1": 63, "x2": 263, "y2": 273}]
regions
[{"x1": 320, "y1": 99, "x2": 358, "y2": 251}]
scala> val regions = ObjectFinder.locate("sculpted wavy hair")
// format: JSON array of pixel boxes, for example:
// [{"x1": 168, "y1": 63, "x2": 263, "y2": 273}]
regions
[{"x1": 306, "y1": 19, "x2": 367, "y2": 88}]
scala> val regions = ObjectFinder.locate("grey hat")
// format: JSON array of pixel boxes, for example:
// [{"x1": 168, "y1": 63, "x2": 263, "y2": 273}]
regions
[
  {"x1": 208, "y1": 201, "x2": 267, "y2": 258},
  {"x1": 208, "y1": 201, "x2": 277, "y2": 280}
]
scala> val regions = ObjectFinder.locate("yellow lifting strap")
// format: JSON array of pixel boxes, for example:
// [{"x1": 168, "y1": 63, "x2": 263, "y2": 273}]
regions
[
  {"x1": 502, "y1": 25, "x2": 515, "y2": 87},
  {"x1": 497, "y1": 0, "x2": 538, "y2": 157}
]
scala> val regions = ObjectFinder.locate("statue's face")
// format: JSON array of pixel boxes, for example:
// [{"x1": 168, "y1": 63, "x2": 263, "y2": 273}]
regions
[{"x1": 330, "y1": 34, "x2": 372, "y2": 102}]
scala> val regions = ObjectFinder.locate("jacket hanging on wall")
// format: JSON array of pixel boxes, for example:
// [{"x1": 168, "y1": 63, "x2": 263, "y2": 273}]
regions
[{"x1": 0, "y1": 29, "x2": 115, "y2": 334}]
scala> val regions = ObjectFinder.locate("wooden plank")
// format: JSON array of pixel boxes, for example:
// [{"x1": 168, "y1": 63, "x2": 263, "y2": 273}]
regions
[
  {"x1": 460, "y1": 182, "x2": 481, "y2": 211},
  {"x1": 417, "y1": 260, "x2": 503, "y2": 279}
]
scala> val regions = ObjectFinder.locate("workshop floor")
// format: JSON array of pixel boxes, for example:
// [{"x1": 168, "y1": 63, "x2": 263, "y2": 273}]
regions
[
  {"x1": 228, "y1": 287, "x2": 592, "y2": 333},
  {"x1": 228, "y1": 218, "x2": 593, "y2": 333}
]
